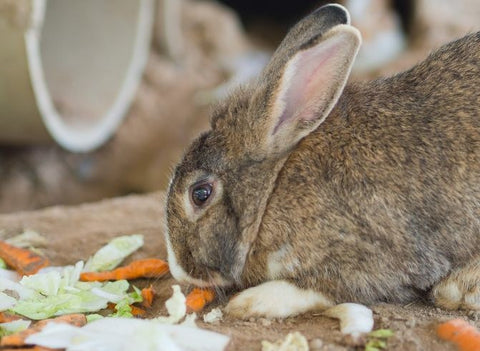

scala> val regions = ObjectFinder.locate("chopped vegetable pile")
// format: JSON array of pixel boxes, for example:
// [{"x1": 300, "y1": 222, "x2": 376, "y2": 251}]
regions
[
  {"x1": 0, "y1": 231, "x2": 230, "y2": 351},
  {"x1": 0, "y1": 232, "x2": 170, "y2": 322}
]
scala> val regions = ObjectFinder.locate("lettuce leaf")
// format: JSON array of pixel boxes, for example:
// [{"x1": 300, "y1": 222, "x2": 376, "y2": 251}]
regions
[{"x1": 83, "y1": 234, "x2": 144, "y2": 272}]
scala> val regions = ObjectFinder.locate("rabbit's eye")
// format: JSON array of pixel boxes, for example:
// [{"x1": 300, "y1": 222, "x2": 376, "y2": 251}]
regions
[{"x1": 191, "y1": 183, "x2": 213, "y2": 207}]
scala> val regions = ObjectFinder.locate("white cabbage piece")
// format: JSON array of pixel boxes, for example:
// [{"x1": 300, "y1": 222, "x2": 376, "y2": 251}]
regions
[
  {"x1": 0, "y1": 268, "x2": 20, "y2": 282},
  {"x1": 26, "y1": 318, "x2": 230, "y2": 351},
  {"x1": 0, "y1": 277, "x2": 37, "y2": 300},
  {"x1": 83, "y1": 234, "x2": 144, "y2": 272},
  {"x1": 156, "y1": 285, "x2": 187, "y2": 324},
  {"x1": 20, "y1": 271, "x2": 62, "y2": 296},
  {"x1": 203, "y1": 308, "x2": 223, "y2": 323},
  {"x1": 0, "y1": 292, "x2": 17, "y2": 311},
  {"x1": 181, "y1": 313, "x2": 198, "y2": 328}
]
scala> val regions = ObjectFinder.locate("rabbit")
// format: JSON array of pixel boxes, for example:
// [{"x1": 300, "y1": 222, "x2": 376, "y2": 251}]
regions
[{"x1": 164, "y1": 3, "x2": 480, "y2": 319}]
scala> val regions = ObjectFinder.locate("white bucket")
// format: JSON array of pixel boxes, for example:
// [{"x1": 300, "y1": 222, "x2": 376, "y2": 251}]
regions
[{"x1": 0, "y1": 0, "x2": 154, "y2": 152}]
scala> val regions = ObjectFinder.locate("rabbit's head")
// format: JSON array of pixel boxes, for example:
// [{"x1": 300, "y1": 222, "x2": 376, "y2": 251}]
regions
[{"x1": 165, "y1": 4, "x2": 361, "y2": 288}]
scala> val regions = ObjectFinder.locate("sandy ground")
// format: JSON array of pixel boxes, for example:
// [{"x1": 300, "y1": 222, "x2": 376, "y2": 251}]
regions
[{"x1": 0, "y1": 192, "x2": 476, "y2": 350}]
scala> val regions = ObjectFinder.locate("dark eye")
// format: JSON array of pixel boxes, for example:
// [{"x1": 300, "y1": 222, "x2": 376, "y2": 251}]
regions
[{"x1": 191, "y1": 183, "x2": 213, "y2": 207}]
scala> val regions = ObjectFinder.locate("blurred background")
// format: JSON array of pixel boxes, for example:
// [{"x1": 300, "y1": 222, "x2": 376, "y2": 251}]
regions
[{"x1": 0, "y1": 0, "x2": 478, "y2": 213}]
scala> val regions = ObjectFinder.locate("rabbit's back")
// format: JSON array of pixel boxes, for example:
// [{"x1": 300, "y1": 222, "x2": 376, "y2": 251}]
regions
[{"x1": 258, "y1": 32, "x2": 480, "y2": 303}]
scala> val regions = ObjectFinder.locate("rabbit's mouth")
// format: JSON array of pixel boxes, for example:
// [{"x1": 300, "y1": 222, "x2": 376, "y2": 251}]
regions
[{"x1": 166, "y1": 239, "x2": 232, "y2": 288}]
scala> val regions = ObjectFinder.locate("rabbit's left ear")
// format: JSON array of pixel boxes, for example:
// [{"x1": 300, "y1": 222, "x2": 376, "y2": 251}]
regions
[{"x1": 249, "y1": 5, "x2": 361, "y2": 157}]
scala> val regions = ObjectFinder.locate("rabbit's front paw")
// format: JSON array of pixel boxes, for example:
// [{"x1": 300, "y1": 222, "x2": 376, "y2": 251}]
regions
[
  {"x1": 433, "y1": 258, "x2": 480, "y2": 310},
  {"x1": 225, "y1": 280, "x2": 332, "y2": 319}
]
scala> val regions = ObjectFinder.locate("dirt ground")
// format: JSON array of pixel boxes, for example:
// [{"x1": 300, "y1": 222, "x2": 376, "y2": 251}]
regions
[{"x1": 0, "y1": 192, "x2": 475, "y2": 350}]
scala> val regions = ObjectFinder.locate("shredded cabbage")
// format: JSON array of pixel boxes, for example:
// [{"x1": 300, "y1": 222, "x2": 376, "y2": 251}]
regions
[
  {"x1": 6, "y1": 262, "x2": 139, "y2": 320},
  {"x1": 0, "y1": 236, "x2": 148, "y2": 320}
]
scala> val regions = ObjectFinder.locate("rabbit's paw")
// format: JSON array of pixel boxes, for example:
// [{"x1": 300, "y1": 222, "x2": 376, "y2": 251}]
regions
[
  {"x1": 225, "y1": 280, "x2": 332, "y2": 319},
  {"x1": 432, "y1": 260, "x2": 480, "y2": 310}
]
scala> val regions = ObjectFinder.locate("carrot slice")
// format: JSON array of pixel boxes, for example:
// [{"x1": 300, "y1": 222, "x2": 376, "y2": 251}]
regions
[
  {"x1": 0, "y1": 240, "x2": 49, "y2": 276},
  {"x1": 0, "y1": 314, "x2": 86, "y2": 347},
  {"x1": 437, "y1": 318, "x2": 480, "y2": 351},
  {"x1": 185, "y1": 288, "x2": 215, "y2": 312},
  {"x1": 2, "y1": 347, "x2": 56, "y2": 351},
  {"x1": 80, "y1": 258, "x2": 169, "y2": 282},
  {"x1": 141, "y1": 285, "x2": 155, "y2": 308},
  {"x1": 130, "y1": 305, "x2": 146, "y2": 317},
  {"x1": 0, "y1": 311, "x2": 22, "y2": 323}
]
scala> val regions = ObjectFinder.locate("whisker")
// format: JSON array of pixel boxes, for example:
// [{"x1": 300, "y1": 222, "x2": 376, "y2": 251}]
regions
[
  {"x1": 214, "y1": 284, "x2": 228, "y2": 304},
  {"x1": 205, "y1": 270, "x2": 228, "y2": 304}
]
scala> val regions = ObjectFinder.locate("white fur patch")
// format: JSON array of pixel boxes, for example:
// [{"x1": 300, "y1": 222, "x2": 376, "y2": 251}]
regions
[
  {"x1": 267, "y1": 245, "x2": 300, "y2": 279},
  {"x1": 433, "y1": 280, "x2": 463, "y2": 309},
  {"x1": 225, "y1": 280, "x2": 333, "y2": 318},
  {"x1": 464, "y1": 286, "x2": 480, "y2": 310}
]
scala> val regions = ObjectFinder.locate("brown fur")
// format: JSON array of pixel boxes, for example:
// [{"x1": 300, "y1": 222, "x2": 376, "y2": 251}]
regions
[{"x1": 166, "y1": 3, "x2": 480, "y2": 309}]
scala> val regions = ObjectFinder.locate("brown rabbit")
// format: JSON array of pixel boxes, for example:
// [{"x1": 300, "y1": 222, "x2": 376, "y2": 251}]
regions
[{"x1": 165, "y1": 3, "x2": 480, "y2": 318}]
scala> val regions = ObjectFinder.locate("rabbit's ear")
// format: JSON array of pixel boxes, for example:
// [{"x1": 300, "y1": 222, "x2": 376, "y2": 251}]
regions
[{"x1": 251, "y1": 5, "x2": 361, "y2": 156}]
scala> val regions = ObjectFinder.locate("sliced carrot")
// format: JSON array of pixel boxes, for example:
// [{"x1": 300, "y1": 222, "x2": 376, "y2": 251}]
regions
[
  {"x1": 437, "y1": 318, "x2": 480, "y2": 351},
  {"x1": 0, "y1": 311, "x2": 22, "y2": 323},
  {"x1": 2, "y1": 346, "x2": 57, "y2": 351},
  {"x1": 0, "y1": 314, "x2": 86, "y2": 347},
  {"x1": 80, "y1": 258, "x2": 169, "y2": 282},
  {"x1": 130, "y1": 305, "x2": 146, "y2": 317},
  {"x1": 0, "y1": 240, "x2": 49, "y2": 276},
  {"x1": 141, "y1": 285, "x2": 155, "y2": 308},
  {"x1": 185, "y1": 288, "x2": 215, "y2": 312}
]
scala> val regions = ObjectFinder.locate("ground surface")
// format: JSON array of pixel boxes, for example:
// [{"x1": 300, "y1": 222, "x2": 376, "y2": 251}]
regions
[{"x1": 0, "y1": 192, "x2": 474, "y2": 350}]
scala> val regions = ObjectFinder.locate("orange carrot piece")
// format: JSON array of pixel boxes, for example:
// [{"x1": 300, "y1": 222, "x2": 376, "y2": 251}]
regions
[
  {"x1": 0, "y1": 240, "x2": 49, "y2": 276},
  {"x1": 130, "y1": 305, "x2": 146, "y2": 316},
  {"x1": 2, "y1": 347, "x2": 57, "y2": 351},
  {"x1": 185, "y1": 288, "x2": 215, "y2": 312},
  {"x1": 141, "y1": 285, "x2": 155, "y2": 308},
  {"x1": 437, "y1": 318, "x2": 480, "y2": 351},
  {"x1": 80, "y1": 258, "x2": 169, "y2": 282},
  {"x1": 0, "y1": 314, "x2": 86, "y2": 347},
  {"x1": 0, "y1": 311, "x2": 22, "y2": 323}
]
